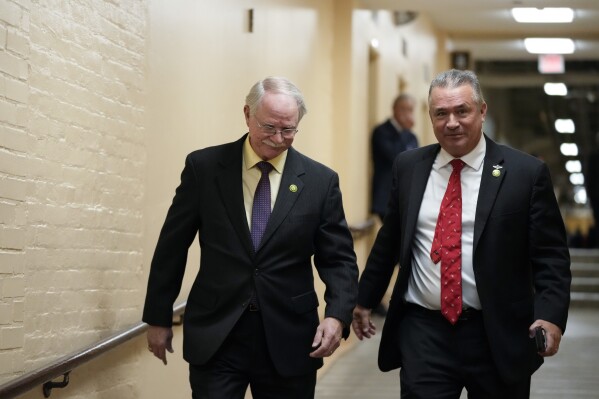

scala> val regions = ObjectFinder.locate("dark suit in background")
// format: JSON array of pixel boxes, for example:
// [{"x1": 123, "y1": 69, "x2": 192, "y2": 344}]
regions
[
  {"x1": 353, "y1": 70, "x2": 570, "y2": 399},
  {"x1": 143, "y1": 77, "x2": 358, "y2": 399},
  {"x1": 371, "y1": 94, "x2": 419, "y2": 220}
]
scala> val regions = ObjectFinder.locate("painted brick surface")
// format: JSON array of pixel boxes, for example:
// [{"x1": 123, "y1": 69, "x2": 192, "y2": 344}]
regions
[
  {"x1": 0, "y1": 0, "x2": 149, "y2": 395},
  {"x1": 0, "y1": 0, "x2": 28, "y2": 377}
]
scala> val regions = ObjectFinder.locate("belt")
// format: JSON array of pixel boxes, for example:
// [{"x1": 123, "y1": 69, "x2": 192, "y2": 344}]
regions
[{"x1": 404, "y1": 302, "x2": 481, "y2": 321}]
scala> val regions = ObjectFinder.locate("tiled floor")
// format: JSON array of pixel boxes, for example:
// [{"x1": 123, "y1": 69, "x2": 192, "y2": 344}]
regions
[{"x1": 315, "y1": 306, "x2": 599, "y2": 398}]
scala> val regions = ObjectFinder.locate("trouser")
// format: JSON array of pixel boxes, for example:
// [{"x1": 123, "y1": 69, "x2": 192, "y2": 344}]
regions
[
  {"x1": 189, "y1": 309, "x2": 316, "y2": 399},
  {"x1": 398, "y1": 303, "x2": 531, "y2": 399}
]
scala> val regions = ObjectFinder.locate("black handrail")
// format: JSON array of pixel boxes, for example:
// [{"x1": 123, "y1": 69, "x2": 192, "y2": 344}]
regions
[
  {"x1": 0, "y1": 302, "x2": 186, "y2": 399},
  {"x1": 0, "y1": 219, "x2": 373, "y2": 399}
]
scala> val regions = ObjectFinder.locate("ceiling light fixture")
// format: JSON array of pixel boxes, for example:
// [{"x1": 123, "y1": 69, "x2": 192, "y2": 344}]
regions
[
  {"x1": 565, "y1": 160, "x2": 582, "y2": 173},
  {"x1": 512, "y1": 7, "x2": 574, "y2": 23},
  {"x1": 569, "y1": 173, "x2": 585, "y2": 185},
  {"x1": 544, "y1": 83, "x2": 568, "y2": 96},
  {"x1": 560, "y1": 143, "x2": 579, "y2": 156},
  {"x1": 524, "y1": 38, "x2": 575, "y2": 54},
  {"x1": 574, "y1": 186, "x2": 587, "y2": 204},
  {"x1": 555, "y1": 119, "x2": 575, "y2": 134}
]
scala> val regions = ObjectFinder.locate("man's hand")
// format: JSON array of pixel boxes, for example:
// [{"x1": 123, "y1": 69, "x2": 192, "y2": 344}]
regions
[
  {"x1": 309, "y1": 317, "x2": 343, "y2": 358},
  {"x1": 529, "y1": 320, "x2": 562, "y2": 357},
  {"x1": 352, "y1": 305, "x2": 376, "y2": 340},
  {"x1": 147, "y1": 325, "x2": 174, "y2": 365}
]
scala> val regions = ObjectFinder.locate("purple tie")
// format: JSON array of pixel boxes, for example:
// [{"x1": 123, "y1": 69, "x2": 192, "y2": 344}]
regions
[{"x1": 251, "y1": 161, "x2": 273, "y2": 250}]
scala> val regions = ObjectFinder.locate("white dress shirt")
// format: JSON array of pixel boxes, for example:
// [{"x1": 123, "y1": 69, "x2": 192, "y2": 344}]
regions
[{"x1": 405, "y1": 134, "x2": 486, "y2": 310}]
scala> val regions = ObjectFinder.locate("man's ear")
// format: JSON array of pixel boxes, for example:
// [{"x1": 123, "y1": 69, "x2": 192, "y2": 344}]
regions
[{"x1": 244, "y1": 105, "x2": 251, "y2": 126}]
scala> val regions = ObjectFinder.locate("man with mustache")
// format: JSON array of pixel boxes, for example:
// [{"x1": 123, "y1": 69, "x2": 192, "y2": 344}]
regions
[{"x1": 143, "y1": 76, "x2": 358, "y2": 399}]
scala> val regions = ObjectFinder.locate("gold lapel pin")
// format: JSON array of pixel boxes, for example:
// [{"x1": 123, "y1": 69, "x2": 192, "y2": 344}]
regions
[
  {"x1": 289, "y1": 184, "x2": 298, "y2": 192},
  {"x1": 492, "y1": 164, "x2": 503, "y2": 178}
]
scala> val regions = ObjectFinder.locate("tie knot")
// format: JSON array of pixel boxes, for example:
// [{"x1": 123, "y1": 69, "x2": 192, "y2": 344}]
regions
[
  {"x1": 450, "y1": 159, "x2": 465, "y2": 172},
  {"x1": 256, "y1": 161, "x2": 273, "y2": 175}
]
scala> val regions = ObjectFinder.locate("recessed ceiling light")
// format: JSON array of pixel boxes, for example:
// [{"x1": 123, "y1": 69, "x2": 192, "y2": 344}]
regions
[
  {"x1": 525, "y1": 38, "x2": 575, "y2": 54},
  {"x1": 544, "y1": 83, "x2": 568, "y2": 96},
  {"x1": 574, "y1": 186, "x2": 587, "y2": 204},
  {"x1": 569, "y1": 173, "x2": 585, "y2": 185},
  {"x1": 512, "y1": 7, "x2": 574, "y2": 23},
  {"x1": 555, "y1": 119, "x2": 575, "y2": 134},
  {"x1": 560, "y1": 143, "x2": 579, "y2": 156},
  {"x1": 565, "y1": 160, "x2": 582, "y2": 173}
]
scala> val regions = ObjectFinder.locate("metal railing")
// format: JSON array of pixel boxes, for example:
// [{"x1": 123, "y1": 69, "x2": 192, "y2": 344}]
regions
[
  {"x1": 0, "y1": 218, "x2": 375, "y2": 399},
  {"x1": 0, "y1": 302, "x2": 186, "y2": 399}
]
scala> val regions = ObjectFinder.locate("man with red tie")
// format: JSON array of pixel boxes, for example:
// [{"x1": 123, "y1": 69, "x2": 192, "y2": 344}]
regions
[{"x1": 352, "y1": 69, "x2": 571, "y2": 398}]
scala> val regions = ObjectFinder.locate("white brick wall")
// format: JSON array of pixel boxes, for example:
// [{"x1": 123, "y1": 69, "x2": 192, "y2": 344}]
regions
[
  {"x1": 0, "y1": 0, "x2": 148, "y2": 395},
  {"x1": 0, "y1": 0, "x2": 30, "y2": 384}
]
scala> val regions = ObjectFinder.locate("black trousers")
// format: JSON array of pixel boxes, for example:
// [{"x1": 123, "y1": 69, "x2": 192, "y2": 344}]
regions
[
  {"x1": 398, "y1": 303, "x2": 531, "y2": 399},
  {"x1": 189, "y1": 310, "x2": 316, "y2": 399}
]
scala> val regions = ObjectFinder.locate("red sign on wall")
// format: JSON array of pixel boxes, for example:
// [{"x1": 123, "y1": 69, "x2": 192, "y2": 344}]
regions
[{"x1": 538, "y1": 54, "x2": 565, "y2": 74}]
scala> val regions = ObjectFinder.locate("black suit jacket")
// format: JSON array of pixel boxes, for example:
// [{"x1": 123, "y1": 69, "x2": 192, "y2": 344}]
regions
[
  {"x1": 371, "y1": 119, "x2": 419, "y2": 217},
  {"x1": 358, "y1": 135, "x2": 571, "y2": 384},
  {"x1": 143, "y1": 134, "x2": 358, "y2": 376}
]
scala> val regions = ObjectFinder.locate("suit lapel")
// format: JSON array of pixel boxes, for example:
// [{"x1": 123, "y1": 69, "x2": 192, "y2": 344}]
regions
[
  {"x1": 473, "y1": 136, "x2": 505, "y2": 252},
  {"x1": 215, "y1": 136, "x2": 255, "y2": 256},
  {"x1": 403, "y1": 146, "x2": 438, "y2": 258}
]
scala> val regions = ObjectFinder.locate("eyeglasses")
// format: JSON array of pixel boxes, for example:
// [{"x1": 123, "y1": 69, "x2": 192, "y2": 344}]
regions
[{"x1": 255, "y1": 117, "x2": 298, "y2": 139}]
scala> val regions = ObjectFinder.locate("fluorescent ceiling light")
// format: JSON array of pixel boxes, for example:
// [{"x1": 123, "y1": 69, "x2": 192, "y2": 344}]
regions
[
  {"x1": 544, "y1": 83, "x2": 568, "y2": 96},
  {"x1": 524, "y1": 38, "x2": 575, "y2": 54},
  {"x1": 565, "y1": 160, "x2": 582, "y2": 173},
  {"x1": 512, "y1": 8, "x2": 574, "y2": 23},
  {"x1": 569, "y1": 173, "x2": 585, "y2": 185},
  {"x1": 574, "y1": 186, "x2": 587, "y2": 204},
  {"x1": 560, "y1": 143, "x2": 578, "y2": 156},
  {"x1": 555, "y1": 119, "x2": 575, "y2": 134}
]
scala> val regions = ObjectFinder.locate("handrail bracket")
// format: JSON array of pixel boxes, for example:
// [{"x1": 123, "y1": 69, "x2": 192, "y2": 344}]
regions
[{"x1": 42, "y1": 371, "x2": 71, "y2": 397}]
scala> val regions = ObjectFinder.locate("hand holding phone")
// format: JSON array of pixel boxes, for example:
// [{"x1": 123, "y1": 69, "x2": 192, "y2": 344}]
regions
[{"x1": 534, "y1": 327, "x2": 546, "y2": 352}]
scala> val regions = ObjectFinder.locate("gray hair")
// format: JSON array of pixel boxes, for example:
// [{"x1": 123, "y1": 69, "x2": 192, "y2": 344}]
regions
[
  {"x1": 428, "y1": 69, "x2": 485, "y2": 107},
  {"x1": 245, "y1": 76, "x2": 308, "y2": 122},
  {"x1": 393, "y1": 93, "x2": 415, "y2": 109}
]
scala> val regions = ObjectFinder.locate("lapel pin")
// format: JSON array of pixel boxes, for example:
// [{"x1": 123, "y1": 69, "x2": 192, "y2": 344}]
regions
[
  {"x1": 289, "y1": 184, "x2": 298, "y2": 192},
  {"x1": 492, "y1": 164, "x2": 503, "y2": 178}
]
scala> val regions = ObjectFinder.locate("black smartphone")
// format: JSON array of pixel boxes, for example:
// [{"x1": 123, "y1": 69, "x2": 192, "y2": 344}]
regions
[{"x1": 534, "y1": 327, "x2": 546, "y2": 352}]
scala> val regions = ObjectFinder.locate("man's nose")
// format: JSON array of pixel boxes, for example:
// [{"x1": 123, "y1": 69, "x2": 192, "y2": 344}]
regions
[
  {"x1": 447, "y1": 114, "x2": 459, "y2": 129},
  {"x1": 271, "y1": 131, "x2": 286, "y2": 143}
]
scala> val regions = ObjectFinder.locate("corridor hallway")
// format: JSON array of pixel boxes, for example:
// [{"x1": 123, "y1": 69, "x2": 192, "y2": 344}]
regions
[
  {"x1": 315, "y1": 307, "x2": 599, "y2": 399},
  {"x1": 315, "y1": 248, "x2": 599, "y2": 398}
]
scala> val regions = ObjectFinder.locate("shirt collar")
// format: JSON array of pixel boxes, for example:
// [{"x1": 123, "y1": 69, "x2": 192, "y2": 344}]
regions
[
  {"x1": 390, "y1": 117, "x2": 404, "y2": 133},
  {"x1": 435, "y1": 133, "x2": 486, "y2": 172},
  {"x1": 243, "y1": 135, "x2": 287, "y2": 174}
]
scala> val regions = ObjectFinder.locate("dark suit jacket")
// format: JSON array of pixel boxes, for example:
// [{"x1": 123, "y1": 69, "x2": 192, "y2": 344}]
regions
[
  {"x1": 142, "y1": 135, "x2": 358, "y2": 377},
  {"x1": 358, "y1": 135, "x2": 571, "y2": 384},
  {"x1": 371, "y1": 119, "x2": 419, "y2": 218}
]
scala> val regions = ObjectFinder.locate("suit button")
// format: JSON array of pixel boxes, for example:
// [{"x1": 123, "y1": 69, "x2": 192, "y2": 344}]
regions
[{"x1": 254, "y1": 269, "x2": 259, "y2": 276}]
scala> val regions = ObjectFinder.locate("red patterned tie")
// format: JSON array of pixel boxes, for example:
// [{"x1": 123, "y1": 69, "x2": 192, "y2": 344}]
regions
[{"x1": 430, "y1": 159, "x2": 465, "y2": 324}]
